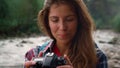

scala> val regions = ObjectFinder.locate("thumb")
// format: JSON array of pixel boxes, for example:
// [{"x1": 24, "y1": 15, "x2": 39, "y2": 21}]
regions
[
  {"x1": 24, "y1": 61, "x2": 36, "y2": 68},
  {"x1": 38, "y1": 51, "x2": 43, "y2": 57},
  {"x1": 64, "y1": 54, "x2": 72, "y2": 66}
]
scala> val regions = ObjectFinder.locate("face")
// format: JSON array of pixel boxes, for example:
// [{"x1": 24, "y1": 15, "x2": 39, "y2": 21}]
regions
[{"x1": 48, "y1": 4, "x2": 78, "y2": 44}]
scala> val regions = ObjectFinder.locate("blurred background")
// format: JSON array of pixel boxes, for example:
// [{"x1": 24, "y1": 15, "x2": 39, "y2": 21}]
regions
[
  {"x1": 0, "y1": 0, "x2": 44, "y2": 38},
  {"x1": 0, "y1": 0, "x2": 120, "y2": 37},
  {"x1": 0, "y1": 0, "x2": 120, "y2": 68}
]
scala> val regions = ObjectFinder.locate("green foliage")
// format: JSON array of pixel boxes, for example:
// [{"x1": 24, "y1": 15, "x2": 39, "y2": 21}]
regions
[
  {"x1": 94, "y1": 19, "x2": 104, "y2": 29},
  {"x1": 0, "y1": 0, "x2": 44, "y2": 37},
  {"x1": 84, "y1": 0, "x2": 120, "y2": 30},
  {"x1": 112, "y1": 13, "x2": 120, "y2": 32},
  {"x1": 37, "y1": 0, "x2": 44, "y2": 10},
  {"x1": 0, "y1": 0, "x2": 8, "y2": 19}
]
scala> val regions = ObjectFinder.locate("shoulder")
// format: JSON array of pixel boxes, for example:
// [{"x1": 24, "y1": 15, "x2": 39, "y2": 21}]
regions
[
  {"x1": 95, "y1": 44, "x2": 108, "y2": 68},
  {"x1": 25, "y1": 41, "x2": 51, "y2": 61}
]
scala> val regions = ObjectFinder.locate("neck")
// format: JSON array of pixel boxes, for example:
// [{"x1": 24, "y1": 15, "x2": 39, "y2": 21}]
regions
[{"x1": 56, "y1": 42, "x2": 70, "y2": 56}]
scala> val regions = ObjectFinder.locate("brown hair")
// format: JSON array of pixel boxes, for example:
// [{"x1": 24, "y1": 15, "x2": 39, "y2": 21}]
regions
[{"x1": 38, "y1": 0, "x2": 97, "y2": 68}]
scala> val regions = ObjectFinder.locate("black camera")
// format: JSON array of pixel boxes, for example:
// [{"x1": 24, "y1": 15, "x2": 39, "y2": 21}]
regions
[{"x1": 31, "y1": 52, "x2": 66, "y2": 68}]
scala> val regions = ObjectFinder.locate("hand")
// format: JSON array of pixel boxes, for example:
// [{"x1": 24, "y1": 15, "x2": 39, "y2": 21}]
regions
[
  {"x1": 56, "y1": 55, "x2": 73, "y2": 68},
  {"x1": 24, "y1": 61, "x2": 36, "y2": 68},
  {"x1": 24, "y1": 51, "x2": 43, "y2": 68}
]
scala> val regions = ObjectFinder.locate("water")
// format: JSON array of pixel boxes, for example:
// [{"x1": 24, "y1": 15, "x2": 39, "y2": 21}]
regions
[{"x1": 0, "y1": 65, "x2": 23, "y2": 68}]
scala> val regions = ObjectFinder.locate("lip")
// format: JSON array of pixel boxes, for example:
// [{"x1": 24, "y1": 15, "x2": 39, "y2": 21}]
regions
[{"x1": 58, "y1": 34, "x2": 67, "y2": 38}]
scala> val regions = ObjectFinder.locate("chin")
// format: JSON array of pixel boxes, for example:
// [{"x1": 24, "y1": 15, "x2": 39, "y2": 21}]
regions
[{"x1": 58, "y1": 38, "x2": 71, "y2": 43}]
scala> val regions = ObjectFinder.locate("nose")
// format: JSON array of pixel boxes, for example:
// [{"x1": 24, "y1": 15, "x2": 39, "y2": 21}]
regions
[{"x1": 59, "y1": 20, "x2": 67, "y2": 31}]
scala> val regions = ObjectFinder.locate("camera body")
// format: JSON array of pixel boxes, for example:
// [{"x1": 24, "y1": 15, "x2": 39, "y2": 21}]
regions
[{"x1": 32, "y1": 52, "x2": 66, "y2": 68}]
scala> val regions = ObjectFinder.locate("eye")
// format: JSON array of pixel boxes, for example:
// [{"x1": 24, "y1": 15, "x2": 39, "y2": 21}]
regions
[
  {"x1": 49, "y1": 17, "x2": 59, "y2": 23},
  {"x1": 66, "y1": 16, "x2": 75, "y2": 22},
  {"x1": 67, "y1": 18, "x2": 74, "y2": 21}
]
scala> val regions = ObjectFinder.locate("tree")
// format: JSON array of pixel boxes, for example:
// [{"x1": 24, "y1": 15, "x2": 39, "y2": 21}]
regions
[
  {"x1": 84, "y1": 0, "x2": 120, "y2": 29},
  {"x1": 0, "y1": 0, "x2": 9, "y2": 35},
  {"x1": 0, "y1": 0, "x2": 8, "y2": 19}
]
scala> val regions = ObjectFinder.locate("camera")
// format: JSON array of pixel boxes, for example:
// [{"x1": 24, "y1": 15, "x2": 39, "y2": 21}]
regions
[{"x1": 31, "y1": 52, "x2": 66, "y2": 68}]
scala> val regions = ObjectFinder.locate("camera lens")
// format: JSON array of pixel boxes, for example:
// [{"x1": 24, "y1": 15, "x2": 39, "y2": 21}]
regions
[
  {"x1": 57, "y1": 57, "x2": 66, "y2": 65},
  {"x1": 35, "y1": 61, "x2": 43, "y2": 68}
]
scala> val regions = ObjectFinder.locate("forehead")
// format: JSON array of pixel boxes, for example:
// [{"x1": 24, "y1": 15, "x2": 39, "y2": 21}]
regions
[
  {"x1": 49, "y1": 3, "x2": 75, "y2": 13},
  {"x1": 49, "y1": 4, "x2": 76, "y2": 17}
]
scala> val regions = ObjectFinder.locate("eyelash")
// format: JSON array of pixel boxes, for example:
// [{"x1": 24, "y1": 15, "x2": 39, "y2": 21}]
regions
[
  {"x1": 51, "y1": 19, "x2": 58, "y2": 23},
  {"x1": 66, "y1": 18, "x2": 74, "y2": 21},
  {"x1": 50, "y1": 17, "x2": 75, "y2": 23}
]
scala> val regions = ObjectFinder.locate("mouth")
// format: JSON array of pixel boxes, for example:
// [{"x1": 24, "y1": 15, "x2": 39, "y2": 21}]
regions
[{"x1": 58, "y1": 34, "x2": 68, "y2": 38}]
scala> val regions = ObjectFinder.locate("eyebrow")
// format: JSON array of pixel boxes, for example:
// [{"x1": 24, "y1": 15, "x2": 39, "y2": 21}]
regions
[
  {"x1": 49, "y1": 16, "x2": 58, "y2": 18},
  {"x1": 49, "y1": 14, "x2": 76, "y2": 18},
  {"x1": 66, "y1": 15, "x2": 76, "y2": 18}
]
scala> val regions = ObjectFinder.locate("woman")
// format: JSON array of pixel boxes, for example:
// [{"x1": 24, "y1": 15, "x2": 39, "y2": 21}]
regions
[{"x1": 24, "y1": 0, "x2": 108, "y2": 68}]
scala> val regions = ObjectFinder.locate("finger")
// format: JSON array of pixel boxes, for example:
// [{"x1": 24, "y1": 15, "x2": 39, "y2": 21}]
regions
[
  {"x1": 64, "y1": 54, "x2": 72, "y2": 66},
  {"x1": 24, "y1": 61, "x2": 36, "y2": 68},
  {"x1": 38, "y1": 51, "x2": 43, "y2": 57},
  {"x1": 57, "y1": 65, "x2": 73, "y2": 68}
]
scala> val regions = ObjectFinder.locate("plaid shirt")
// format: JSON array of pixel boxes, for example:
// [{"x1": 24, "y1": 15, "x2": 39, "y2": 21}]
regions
[
  {"x1": 25, "y1": 41, "x2": 108, "y2": 68},
  {"x1": 95, "y1": 45, "x2": 108, "y2": 68}
]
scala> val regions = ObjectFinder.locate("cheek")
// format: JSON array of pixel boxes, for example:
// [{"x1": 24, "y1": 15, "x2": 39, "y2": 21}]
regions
[
  {"x1": 70, "y1": 21, "x2": 77, "y2": 29},
  {"x1": 49, "y1": 23, "x2": 57, "y2": 34},
  {"x1": 71, "y1": 22, "x2": 78, "y2": 34}
]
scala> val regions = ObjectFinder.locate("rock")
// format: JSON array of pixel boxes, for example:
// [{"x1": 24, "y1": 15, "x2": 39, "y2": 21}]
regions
[
  {"x1": 9, "y1": 40, "x2": 13, "y2": 42},
  {"x1": 108, "y1": 59, "x2": 120, "y2": 68},
  {"x1": 16, "y1": 44, "x2": 23, "y2": 47},
  {"x1": 0, "y1": 30, "x2": 120, "y2": 68},
  {"x1": 108, "y1": 59, "x2": 116, "y2": 68},
  {"x1": 0, "y1": 43, "x2": 5, "y2": 47},
  {"x1": 111, "y1": 53, "x2": 120, "y2": 60},
  {"x1": 99, "y1": 40, "x2": 106, "y2": 43},
  {"x1": 103, "y1": 45, "x2": 120, "y2": 68},
  {"x1": 20, "y1": 40, "x2": 28, "y2": 43},
  {"x1": 20, "y1": 40, "x2": 33, "y2": 44},
  {"x1": 108, "y1": 37, "x2": 118, "y2": 44},
  {"x1": 114, "y1": 64, "x2": 120, "y2": 68}
]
